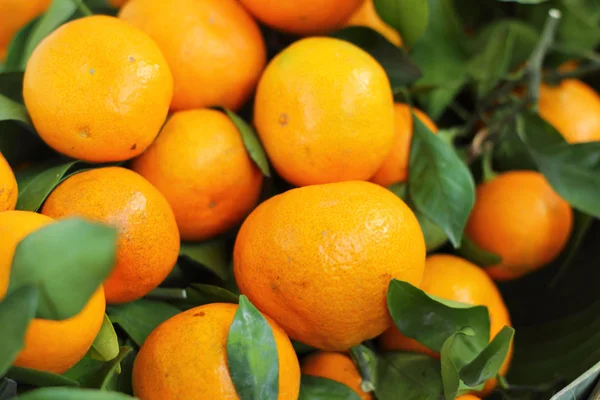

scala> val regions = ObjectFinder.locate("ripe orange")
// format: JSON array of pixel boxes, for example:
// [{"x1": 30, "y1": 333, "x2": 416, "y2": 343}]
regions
[
  {"x1": 119, "y1": 0, "x2": 266, "y2": 111},
  {"x1": 23, "y1": 15, "x2": 173, "y2": 163},
  {"x1": 370, "y1": 104, "x2": 438, "y2": 187},
  {"x1": 0, "y1": 153, "x2": 17, "y2": 212},
  {"x1": 378, "y1": 254, "x2": 512, "y2": 396},
  {"x1": 239, "y1": 0, "x2": 363, "y2": 35},
  {"x1": 234, "y1": 181, "x2": 425, "y2": 351},
  {"x1": 0, "y1": 0, "x2": 51, "y2": 60},
  {"x1": 538, "y1": 79, "x2": 600, "y2": 143},
  {"x1": 301, "y1": 352, "x2": 373, "y2": 400},
  {"x1": 0, "y1": 211, "x2": 106, "y2": 374},
  {"x1": 132, "y1": 303, "x2": 300, "y2": 400},
  {"x1": 456, "y1": 396, "x2": 481, "y2": 400},
  {"x1": 41, "y1": 167, "x2": 180, "y2": 304},
  {"x1": 254, "y1": 37, "x2": 395, "y2": 187},
  {"x1": 466, "y1": 171, "x2": 573, "y2": 281},
  {"x1": 344, "y1": 0, "x2": 402, "y2": 46},
  {"x1": 131, "y1": 109, "x2": 263, "y2": 241}
]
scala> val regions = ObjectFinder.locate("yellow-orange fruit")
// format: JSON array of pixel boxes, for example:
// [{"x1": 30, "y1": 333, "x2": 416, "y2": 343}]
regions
[
  {"x1": 41, "y1": 167, "x2": 180, "y2": 304},
  {"x1": 23, "y1": 15, "x2": 173, "y2": 163},
  {"x1": 456, "y1": 396, "x2": 481, "y2": 400},
  {"x1": 132, "y1": 303, "x2": 300, "y2": 400},
  {"x1": 0, "y1": 0, "x2": 50, "y2": 60},
  {"x1": 234, "y1": 181, "x2": 425, "y2": 351},
  {"x1": 131, "y1": 109, "x2": 263, "y2": 241},
  {"x1": 0, "y1": 153, "x2": 18, "y2": 212},
  {"x1": 119, "y1": 0, "x2": 266, "y2": 111},
  {"x1": 344, "y1": 0, "x2": 401, "y2": 46}
]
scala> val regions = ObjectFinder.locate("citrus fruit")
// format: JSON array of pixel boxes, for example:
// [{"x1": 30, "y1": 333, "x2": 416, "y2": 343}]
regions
[
  {"x1": 344, "y1": 0, "x2": 402, "y2": 46},
  {"x1": 465, "y1": 171, "x2": 573, "y2": 281},
  {"x1": 0, "y1": 0, "x2": 50, "y2": 60},
  {"x1": 370, "y1": 104, "x2": 438, "y2": 187},
  {"x1": 254, "y1": 37, "x2": 395, "y2": 186},
  {"x1": 23, "y1": 15, "x2": 173, "y2": 163},
  {"x1": 119, "y1": 0, "x2": 266, "y2": 111},
  {"x1": 131, "y1": 109, "x2": 263, "y2": 241},
  {"x1": 234, "y1": 180, "x2": 425, "y2": 350},
  {"x1": 538, "y1": 79, "x2": 600, "y2": 143},
  {"x1": 456, "y1": 396, "x2": 481, "y2": 400},
  {"x1": 0, "y1": 211, "x2": 106, "y2": 374},
  {"x1": 132, "y1": 303, "x2": 301, "y2": 400},
  {"x1": 239, "y1": 0, "x2": 363, "y2": 35},
  {"x1": 301, "y1": 351, "x2": 373, "y2": 400},
  {"x1": 0, "y1": 153, "x2": 17, "y2": 212},
  {"x1": 41, "y1": 167, "x2": 180, "y2": 304}
]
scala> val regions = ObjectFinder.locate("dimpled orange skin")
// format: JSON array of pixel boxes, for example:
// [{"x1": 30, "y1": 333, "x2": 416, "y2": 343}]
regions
[
  {"x1": 466, "y1": 171, "x2": 573, "y2": 281},
  {"x1": 0, "y1": 153, "x2": 18, "y2": 212},
  {"x1": 132, "y1": 303, "x2": 301, "y2": 400},
  {"x1": 131, "y1": 109, "x2": 263, "y2": 241},
  {"x1": 301, "y1": 352, "x2": 373, "y2": 400},
  {"x1": 378, "y1": 255, "x2": 513, "y2": 396},
  {"x1": 371, "y1": 104, "x2": 438, "y2": 187},
  {"x1": 344, "y1": 0, "x2": 402, "y2": 46},
  {"x1": 41, "y1": 167, "x2": 180, "y2": 304},
  {"x1": 538, "y1": 79, "x2": 600, "y2": 143},
  {"x1": 254, "y1": 37, "x2": 395, "y2": 187},
  {"x1": 234, "y1": 181, "x2": 425, "y2": 351},
  {"x1": 0, "y1": 0, "x2": 50, "y2": 60},
  {"x1": 119, "y1": 0, "x2": 266, "y2": 112},
  {"x1": 23, "y1": 16, "x2": 173, "y2": 163}
]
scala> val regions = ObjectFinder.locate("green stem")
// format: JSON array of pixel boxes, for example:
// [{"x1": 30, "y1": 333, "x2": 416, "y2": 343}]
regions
[
  {"x1": 72, "y1": 0, "x2": 93, "y2": 16},
  {"x1": 481, "y1": 143, "x2": 497, "y2": 182},
  {"x1": 146, "y1": 288, "x2": 188, "y2": 301}
]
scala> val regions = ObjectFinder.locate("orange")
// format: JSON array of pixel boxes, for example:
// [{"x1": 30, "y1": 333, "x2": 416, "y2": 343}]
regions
[
  {"x1": 132, "y1": 303, "x2": 300, "y2": 400},
  {"x1": 234, "y1": 181, "x2": 425, "y2": 351},
  {"x1": 0, "y1": 0, "x2": 51, "y2": 60},
  {"x1": 254, "y1": 37, "x2": 394, "y2": 187},
  {"x1": 41, "y1": 167, "x2": 180, "y2": 304},
  {"x1": 0, "y1": 153, "x2": 17, "y2": 212},
  {"x1": 23, "y1": 15, "x2": 173, "y2": 163},
  {"x1": 538, "y1": 79, "x2": 600, "y2": 143},
  {"x1": 370, "y1": 104, "x2": 438, "y2": 187},
  {"x1": 119, "y1": 0, "x2": 266, "y2": 111},
  {"x1": 239, "y1": 0, "x2": 363, "y2": 35},
  {"x1": 301, "y1": 352, "x2": 373, "y2": 400},
  {"x1": 466, "y1": 171, "x2": 573, "y2": 281},
  {"x1": 131, "y1": 109, "x2": 263, "y2": 241},
  {"x1": 456, "y1": 396, "x2": 481, "y2": 400},
  {"x1": 344, "y1": 0, "x2": 402, "y2": 46},
  {"x1": 0, "y1": 211, "x2": 106, "y2": 374},
  {"x1": 378, "y1": 254, "x2": 512, "y2": 396}
]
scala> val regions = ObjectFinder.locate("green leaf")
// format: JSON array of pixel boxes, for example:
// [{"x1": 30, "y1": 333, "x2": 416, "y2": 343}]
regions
[
  {"x1": 107, "y1": 299, "x2": 180, "y2": 347},
  {"x1": 185, "y1": 284, "x2": 239, "y2": 306},
  {"x1": 550, "y1": 360, "x2": 600, "y2": 400},
  {"x1": 373, "y1": 0, "x2": 429, "y2": 48},
  {"x1": 179, "y1": 240, "x2": 229, "y2": 281},
  {"x1": 500, "y1": 0, "x2": 548, "y2": 3},
  {"x1": 440, "y1": 329, "x2": 474, "y2": 400},
  {"x1": 18, "y1": 387, "x2": 135, "y2": 400},
  {"x1": 0, "y1": 286, "x2": 39, "y2": 376},
  {"x1": 0, "y1": 93, "x2": 30, "y2": 125},
  {"x1": 0, "y1": 72, "x2": 25, "y2": 103},
  {"x1": 225, "y1": 109, "x2": 271, "y2": 177},
  {"x1": 457, "y1": 236, "x2": 502, "y2": 267},
  {"x1": 15, "y1": 161, "x2": 81, "y2": 211},
  {"x1": 5, "y1": 366, "x2": 78, "y2": 387},
  {"x1": 349, "y1": 345, "x2": 378, "y2": 394},
  {"x1": 298, "y1": 376, "x2": 361, "y2": 400},
  {"x1": 408, "y1": 112, "x2": 475, "y2": 247},
  {"x1": 331, "y1": 26, "x2": 422, "y2": 89},
  {"x1": 415, "y1": 211, "x2": 448, "y2": 252},
  {"x1": 8, "y1": 218, "x2": 117, "y2": 320},
  {"x1": 105, "y1": 347, "x2": 136, "y2": 395},
  {"x1": 0, "y1": 378, "x2": 16, "y2": 399},
  {"x1": 227, "y1": 295, "x2": 279, "y2": 400},
  {"x1": 0, "y1": 121, "x2": 49, "y2": 166},
  {"x1": 4, "y1": 18, "x2": 38, "y2": 72},
  {"x1": 87, "y1": 315, "x2": 119, "y2": 362},
  {"x1": 376, "y1": 352, "x2": 444, "y2": 399},
  {"x1": 64, "y1": 347, "x2": 133, "y2": 389}
]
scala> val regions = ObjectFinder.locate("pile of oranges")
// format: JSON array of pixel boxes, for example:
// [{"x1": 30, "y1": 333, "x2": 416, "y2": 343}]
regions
[{"x1": 2, "y1": 0, "x2": 599, "y2": 399}]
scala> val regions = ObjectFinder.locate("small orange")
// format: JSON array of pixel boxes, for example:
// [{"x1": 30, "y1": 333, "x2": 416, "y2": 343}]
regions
[
  {"x1": 301, "y1": 352, "x2": 373, "y2": 400},
  {"x1": 254, "y1": 37, "x2": 395, "y2": 186},
  {"x1": 119, "y1": 0, "x2": 266, "y2": 111},
  {"x1": 0, "y1": 153, "x2": 18, "y2": 212},
  {"x1": 466, "y1": 171, "x2": 573, "y2": 281},
  {"x1": 456, "y1": 396, "x2": 481, "y2": 400},
  {"x1": 370, "y1": 104, "x2": 438, "y2": 187},
  {"x1": 0, "y1": 0, "x2": 51, "y2": 60},
  {"x1": 344, "y1": 0, "x2": 402, "y2": 46},
  {"x1": 41, "y1": 167, "x2": 180, "y2": 304},
  {"x1": 234, "y1": 181, "x2": 425, "y2": 351},
  {"x1": 23, "y1": 15, "x2": 173, "y2": 163},
  {"x1": 538, "y1": 79, "x2": 600, "y2": 143},
  {"x1": 131, "y1": 109, "x2": 263, "y2": 241},
  {"x1": 132, "y1": 303, "x2": 300, "y2": 399}
]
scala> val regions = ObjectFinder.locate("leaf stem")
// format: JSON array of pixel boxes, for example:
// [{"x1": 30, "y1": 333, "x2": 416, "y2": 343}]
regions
[
  {"x1": 146, "y1": 288, "x2": 188, "y2": 301},
  {"x1": 481, "y1": 143, "x2": 497, "y2": 182},
  {"x1": 72, "y1": 0, "x2": 93, "y2": 16}
]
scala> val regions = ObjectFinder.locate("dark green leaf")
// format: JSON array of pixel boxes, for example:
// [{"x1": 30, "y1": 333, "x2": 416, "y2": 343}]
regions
[
  {"x1": 3, "y1": 18, "x2": 38, "y2": 72},
  {"x1": 106, "y1": 347, "x2": 136, "y2": 395},
  {"x1": 5, "y1": 366, "x2": 78, "y2": 387},
  {"x1": 501, "y1": 0, "x2": 548, "y2": 3},
  {"x1": 0, "y1": 378, "x2": 16, "y2": 399},
  {"x1": 0, "y1": 72, "x2": 25, "y2": 102},
  {"x1": 185, "y1": 284, "x2": 239, "y2": 306},
  {"x1": 376, "y1": 352, "x2": 444, "y2": 400},
  {"x1": 373, "y1": 0, "x2": 429, "y2": 48},
  {"x1": 292, "y1": 341, "x2": 315, "y2": 356},
  {"x1": 225, "y1": 109, "x2": 270, "y2": 177},
  {"x1": 15, "y1": 161, "x2": 80, "y2": 211},
  {"x1": 440, "y1": 329, "x2": 474, "y2": 400},
  {"x1": 64, "y1": 347, "x2": 132, "y2": 389},
  {"x1": 179, "y1": 240, "x2": 229, "y2": 281},
  {"x1": 145, "y1": 287, "x2": 187, "y2": 301},
  {"x1": 227, "y1": 295, "x2": 279, "y2": 400},
  {"x1": 415, "y1": 211, "x2": 448, "y2": 252},
  {"x1": 0, "y1": 120, "x2": 49, "y2": 166},
  {"x1": 408, "y1": 112, "x2": 475, "y2": 247},
  {"x1": 18, "y1": 387, "x2": 135, "y2": 400},
  {"x1": 87, "y1": 315, "x2": 119, "y2": 362},
  {"x1": 299, "y1": 376, "x2": 361, "y2": 400},
  {"x1": 0, "y1": 93, "x2": 30, "y2": 124},
  {"x1": 550, "y1": 360, "x2": 600, "y2": 400},
  {"x1": 386, "y1": 182, "x2": 407, "y2": 199},
  {"x1": 457, "y1": 236, "x2": 502, "y2": 267},
  {"x1": 0, "y1": 286, "x2": 39, "y2": 376},
  {"x1": 8, "y1": 218, "x2": 117, "y2": 320},
  {"x1": 460, "y1": 326, "x2": 515, "y2": 386},
  {"x1": 349, "y1": 345, "x2": 377, "y2": 394},
  {"x1": 107, "y1": 299, "x2": 180, "y2": 347}
]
